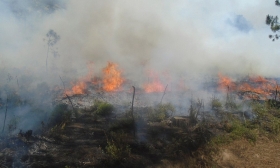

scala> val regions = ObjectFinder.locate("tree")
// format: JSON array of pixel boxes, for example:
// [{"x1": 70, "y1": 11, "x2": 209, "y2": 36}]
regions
[
  {"x1": 45, "y1": 30, "x2": 60, "y2": 71},
  {"x1": 266, "y1": 0, "x2": 280, "y2": 41}
]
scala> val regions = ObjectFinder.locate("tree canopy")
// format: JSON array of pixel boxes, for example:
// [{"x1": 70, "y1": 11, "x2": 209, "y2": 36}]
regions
[{"x1": 266, "y1": 0, "x2": 280, "y2": 41}]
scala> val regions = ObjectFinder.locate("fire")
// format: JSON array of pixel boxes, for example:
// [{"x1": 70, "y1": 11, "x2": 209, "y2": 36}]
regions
[
  {"x1": 218, "y1": 73, "x2": 278, "y2": 100},
  {"x1": 65, "y1": 81, "x2": 87, "y2": 96},
  {"x1": 250, "y1": 76, "x2": 268, "y2": 83},
  {"x1": 144, "y1": 70, "x2": 165, "y2": 93},
  {"x1": 102, "y1": 62, "x2": 124, "y2": 92},
  {"x1": 84, "y1": 61, "x2": 95, "y2": 82},
  {"x1": 218, "y1": 73, "x2": 235, "y2": 91}
]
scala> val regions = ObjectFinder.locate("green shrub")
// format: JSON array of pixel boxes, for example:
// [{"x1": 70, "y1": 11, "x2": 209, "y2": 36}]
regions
[
  {"x1": 92, "y1": 100, "x2": 113, "y2": 116},
  {"x1": 148, "y1": 103, "x2": 175, "y2": 122},
  {"x1": 211, "y1": 121, "x2": 257, "y2": 145},
  {"x1": 251, "y1": 102, "x2": 280, "y2": 135},
  {"x1": 225, "y1": 95, "x2": 239, "y2": 111},
  {"x1": 230, "y1": 121, "x2": 257, "y2": 143},
  {"x1": 105, "y1": 132, "x2": 131, "y2": 161},
  {"x1": 49, "y1": 103, "x2": 71, "y2": 127},
  {"x1": 211, "y1": 97, "x2": 222, "y2": 110}
]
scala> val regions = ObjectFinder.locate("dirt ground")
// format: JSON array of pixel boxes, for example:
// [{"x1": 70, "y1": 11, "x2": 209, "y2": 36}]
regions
[
  {"x1": 214, "y1": 137, "x2": 280, "y2": 168},
  {"x1": 1, "y1": 110, "x2": 280, "y2": 167}
]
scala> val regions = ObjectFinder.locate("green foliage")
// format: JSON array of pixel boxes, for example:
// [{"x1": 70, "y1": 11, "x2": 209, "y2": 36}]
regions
[
  {"x1": 92, "y1": 100, "x2": 113, "y2": 116},
  {"x1": 266, "y1": 1, "x2": 280, "y2": 41},
  {"x1": 148, "y1": 103, "x2": 175, "y2": 122},
  {"x1": 251, "y1": 102, "x2": 280, "y2": 135},
  {"x1": 49, "y1": 103, "x2": 71, "y2": 127},
  {"x1": 211, "y1": 121, "x2": 257, "y2": 145},
  {"x1": 225, "y1": 95, "x2": 239, "y2": 111},
  {"x1": 230, "y1": 121, "x2": 257, "y2": 142},
  {"x1": 211, "y1": 97, "x2": 222, "y2": 111},
  {"x1": 105, "y1": 132, "x2": 131, "y2": 162}
]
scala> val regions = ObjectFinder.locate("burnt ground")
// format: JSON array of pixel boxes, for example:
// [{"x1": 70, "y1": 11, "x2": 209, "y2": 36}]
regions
[
  {"x1": 0, "y1": 107, "x2": 212, "y2": 168},
  {"x1": 1, "y1": 108, "x2": 280, "y2": 168}
]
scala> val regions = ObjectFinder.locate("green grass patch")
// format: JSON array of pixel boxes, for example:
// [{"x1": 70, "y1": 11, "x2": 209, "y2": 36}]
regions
[
  {"x1": 92, "y1": 100, "x2": 114, "y2": 117},
  {"x1": 211, "y1": 120, "x2": 257, "y2": 145}
]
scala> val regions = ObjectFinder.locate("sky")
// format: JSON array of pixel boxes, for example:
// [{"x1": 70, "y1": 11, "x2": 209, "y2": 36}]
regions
[{"x1": 0, "y1": 0, "x2": 280, "y2": 85}]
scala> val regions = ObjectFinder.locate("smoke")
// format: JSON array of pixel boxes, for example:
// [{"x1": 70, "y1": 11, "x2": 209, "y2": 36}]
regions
[
  {"x1": 0, "y1": 0, "x2": 279, "y2": 127},
  {"x1": 1, "y1": 0, "x2": 279, "y2": 82}
]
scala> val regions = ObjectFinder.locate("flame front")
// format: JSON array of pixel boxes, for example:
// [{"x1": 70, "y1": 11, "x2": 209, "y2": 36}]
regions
[
  {"x1": 144, "y1": 71, "x2": 165, "y2": 93},
  {"x1": 218, "y1": 73, "x2": 235, "y2": 91},
  {"x1": 218, "y1": 74, "x2": 278, "y2": 100},
  {"x1": 102, "y1": 62, "x2": 124, "y2": 92},
  {"x1": 65, "y1": 81, "x2": 87, "y2": 96}
]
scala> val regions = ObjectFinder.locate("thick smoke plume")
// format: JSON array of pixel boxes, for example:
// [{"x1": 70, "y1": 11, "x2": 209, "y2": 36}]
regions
[
  {"x1": 1, "y1": 0, "x2": 280, "y2": 82},
  {"x1": 0, "y1": 0, "x2": 279, "y2": 132}
]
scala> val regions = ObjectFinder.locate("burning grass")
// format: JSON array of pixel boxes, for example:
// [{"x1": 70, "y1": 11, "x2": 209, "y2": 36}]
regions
[{"x1": 2, "y1": 71, "x2": 280, "y2": 167}]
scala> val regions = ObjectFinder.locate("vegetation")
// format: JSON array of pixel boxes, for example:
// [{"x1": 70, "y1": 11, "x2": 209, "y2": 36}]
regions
[
  {"x1": 189, "y1": 99, "x2": 204, "y2": 124},
  {"x1": 109, "y1": 117, "x2": 135, "y2": 133},
  {"x1": 92, "y1": 100, "x2": 114, "y2": 117},
  {"x1": 48, "y1": 103, "x2": 71, "y2": 127},
  {"x1": 211, "y1": 96, "x2": 222, "y2": 111},
  {"x1": 105, "y1": 132, "x2": 131, "y2": 163},
  {"x1": 266, "y1": 0, "x2": 280, "y2": 41},
  {"x1": 2, "y1": 87, "x2": 280, "y2": 167},
  {"x1": 148, "y1": 103, "x2": 175, "y2": 122}
]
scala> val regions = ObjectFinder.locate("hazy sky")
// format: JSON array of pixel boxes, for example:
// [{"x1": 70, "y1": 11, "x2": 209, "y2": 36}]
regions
[{"x1": 0, "y1": 0, "x2": 280, "y2": 81}]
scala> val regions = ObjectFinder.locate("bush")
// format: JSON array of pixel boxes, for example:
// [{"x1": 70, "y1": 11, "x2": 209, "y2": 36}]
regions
[
  {"x1": 105, "y1": 132, "x2": 131, "y2": 162},
  {"x1": 148, "y1": 103, "x2": 175, "y2": 122},
  {"x1": 189, "y1": 99, "x2": 204, "y2": 124},
  {"x1": 230, "y1": 121, "x2": 257, "y2": 143},
  {"x1": 211, "y1": 97, "x2": 222, "y2": 111},
  {"x1": 49, "y1": 103, "x2": 71, "y2": 127},
  {"x1": 225, "y1": 95, "x2": 239, "y2": 110},
  {"x1": 93, "y1": 100, "x2": 113, "y2": 116},
  {"x1": 251, "y1": 102, "x2": 280, "y2": 135},
  {"x1": 211, "y1": 121, "x2": 257, "y2": 145}
]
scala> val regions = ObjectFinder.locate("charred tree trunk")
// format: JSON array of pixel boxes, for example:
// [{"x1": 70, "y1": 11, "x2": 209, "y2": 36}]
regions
[
  {"x1": 2, "y1": 97, "x2": 8, "y2": 133},
  {"x1": 46, "y1": 44, "x2": 50, "y2": 72},
  {"x1": 59, "y1": 76, "x2": 75, "y2": 115},
  {"x1": 66, "y1": 94, "x2": 75, "y2": 114},
  {"x1": 160, "y1": 84, "x2": 168, "y2": 104},
  {"x1": 131, "y1": 86, "x2": 136, "y2": 137},
  {"x1": 275, "y1": 82, "x2": 278, "y2": 101}
]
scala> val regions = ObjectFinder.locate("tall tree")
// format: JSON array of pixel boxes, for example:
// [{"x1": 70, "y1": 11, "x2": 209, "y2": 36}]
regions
[
  {"x1": 266, "y1": 0, "x2": 280, "y2": 41},
  {"x1": 45, "y1": 30, "x2": 60, "y2": 71}
]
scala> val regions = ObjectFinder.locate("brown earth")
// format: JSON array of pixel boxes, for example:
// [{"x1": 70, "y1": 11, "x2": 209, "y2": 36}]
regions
[
  {"x1": 1, "y1": 111, "x2": 280, "y2": 168},
  {"x1": 214, "y1": 137, "x2": 280, "y2": 168}
]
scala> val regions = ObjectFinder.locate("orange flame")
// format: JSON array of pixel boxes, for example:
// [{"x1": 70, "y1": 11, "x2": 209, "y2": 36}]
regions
[
  {"x1": 218, "y1": 74, "x2": 278, "y2": 100},
  {"x1": 144, "y1": 70, "x2": 165, "y2": 93},
  {"x1": 218, "y1": 73, "x2": 235, "y2": 91},
  {"x1": 65, "y1": 81, "x2": 87, "y2": 96},
  {"x1": 102, "y1": 62, "x2": 124, "y2": 92},
  {"x1": 64, "y1": 62, "x2": 95, "y2": 96}
]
